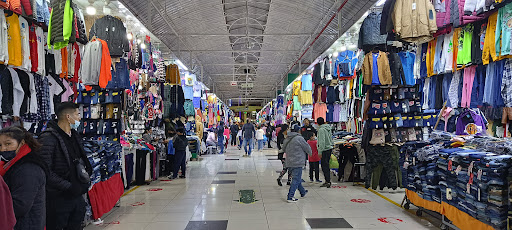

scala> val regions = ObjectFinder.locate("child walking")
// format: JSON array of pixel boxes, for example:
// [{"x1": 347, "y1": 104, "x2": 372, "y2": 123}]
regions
[{"x1": 307, "y1": 135, "x2": 322, "y2": 183}]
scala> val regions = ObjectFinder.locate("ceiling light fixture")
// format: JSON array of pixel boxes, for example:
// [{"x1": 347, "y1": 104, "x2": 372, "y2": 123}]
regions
[
  {"x1": 376, "y1": 0, "x2": 386, "y2": 6},
  {"x1": 127, "y1": 33, "x2": 133, "y2": 40},
  {"x1": 332, "y1": 52, "x2": 339, "y2": 58},
  {"x1": 86, "y1": 6, "x2": 96, "y2": 15},
  {"x1": 137, "y1": 39, "x2": 141, "y2": 44},
  {"x1": 141, "y1": 43, "x2": 146, "y2": 49}
]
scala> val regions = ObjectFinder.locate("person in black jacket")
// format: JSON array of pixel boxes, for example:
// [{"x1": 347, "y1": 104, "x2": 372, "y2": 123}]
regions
[
  {"x1": 172, "y1": 127, "x2": 188, "y2": 179},
  {"x1": 38, "y1": 102, "x2": 92, "y2": 230},
  {"x1": 265, "y1": 122, "x2": 274, "y2": 148},
  {"x1": 229, "y1": 122, "x2": 239, "y2": 146},
  {"x1": 276, "y1": 124, "x2": 291, "y2": 186},
  {"x1": 0, "y1": 126, "x2": 48, "y2": 230},
  {"x1": 301, "y1": 118, "x2": 317, "y2": 141}
]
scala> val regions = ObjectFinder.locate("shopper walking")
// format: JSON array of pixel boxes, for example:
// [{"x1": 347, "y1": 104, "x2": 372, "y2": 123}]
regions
[
  {"x1": 230, "y1": 122, "x2": 239, "y2": 146},
  {"x1": 276, "y1": 124, "x2": 291, "y2": 186},
  {"x1": 301, "y1": 118, "x2": 316, "y2": 141},
  {"x1": 0, "y1": 126, "x2": 48, "y2": 230},
  {"x1": 0, "y1": 175, "x2": 16, "y2": 230},
  {"x1": 242, "y1": 119, "x2": 255, "y2": 156},
  {"x1": 216, "y1": 122, "x2": 225, "y2": 154},
  {"x1": 282, "y1": 125, "x2": 312, "y2": 202},
  {"x1": 307, "y1": 135, "x2": 322, "y2": 183},
  {"x1": 237, "y1": 125, "x2": 243, "y2": 150},
  {"x1": 172, "y1": 127, "x2": 188, "y2": 179},
  {"x1": 256, "y1": 126, "x2": 265, "y2": 151},
  {"x1": 317, "y1": 117, "x2": 333, "y2": 188},
  {"x1": 265, "y1": 122, "x2": 274, "y2": 148},
  {"x1": 39, "y1": 102, "x2": 92, "y2": 230}
]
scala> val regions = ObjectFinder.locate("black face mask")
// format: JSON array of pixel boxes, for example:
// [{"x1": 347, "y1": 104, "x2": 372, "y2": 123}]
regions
[{"x1": 0, "y1": 150, "x2": 16, "y2": 162}]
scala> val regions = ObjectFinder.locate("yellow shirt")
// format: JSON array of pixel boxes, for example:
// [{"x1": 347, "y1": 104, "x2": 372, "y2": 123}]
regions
[
  {"x1": 300, "y1": 90, "x2": 313, "y2": 105},
  {"x1": 293, "y1": 81, "x2": 301, "y2": 96},
  {"x1": 6, "y1": 13, "x2": 22, "y2": 67}
]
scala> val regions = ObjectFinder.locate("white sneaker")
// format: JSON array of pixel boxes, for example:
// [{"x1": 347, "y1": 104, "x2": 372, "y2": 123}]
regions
[{"x1": 287, "y1": 198, "x2": 299, "y2": 203}]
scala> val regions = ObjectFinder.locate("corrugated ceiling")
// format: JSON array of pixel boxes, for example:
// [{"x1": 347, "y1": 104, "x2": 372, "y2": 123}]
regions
[{"x1": 119, "y1": 0, "x2": 377, "y2": 105}]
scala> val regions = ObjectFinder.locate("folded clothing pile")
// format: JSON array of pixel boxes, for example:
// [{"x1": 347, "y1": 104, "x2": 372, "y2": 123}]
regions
[{"x1": 84, "y1": 140, "x2": 123, "y2": 185}]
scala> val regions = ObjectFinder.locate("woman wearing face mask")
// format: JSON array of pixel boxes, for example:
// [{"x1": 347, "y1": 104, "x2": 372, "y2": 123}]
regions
[{"x1": 0, "y1": 126, "x2": 48, "y2": 230}]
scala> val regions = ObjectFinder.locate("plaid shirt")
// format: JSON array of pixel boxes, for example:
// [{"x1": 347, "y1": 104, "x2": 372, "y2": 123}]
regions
[{"x1": 35, "y1": 74, "x2": 51, "y2": 121}]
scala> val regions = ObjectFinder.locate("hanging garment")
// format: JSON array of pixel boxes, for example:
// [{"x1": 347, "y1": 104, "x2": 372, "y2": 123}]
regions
[
  {"x1": 19, "y1": 16, "x2": 31, "y2": 71},
  {"x1": 48, "y1": 0, "x2": 76, "y2": 50},
  {"x1": 392, "y1": 0, "x2": 437, "y2": 43},
  {"x1": 79, "y1": 40, "x2": 102, "y2": 86},
  {"x1": 482, "y1": 11, "x2": 498, "y2": 65},
  {"x1": 358, "y1": 12, "x2": 387, "y2": 49},
  {"x1": 362, "y1": 51, "x2": 392, "y2": 85},
  {"x1": 6, "y1": 13, "x2": 21, "y2": 67},
  {"x1": 495, "y1": 3, "x2": 512, "y2": 57},
  {"x1": 88, "y1": 15, "x2": 129, "y2": 57}
]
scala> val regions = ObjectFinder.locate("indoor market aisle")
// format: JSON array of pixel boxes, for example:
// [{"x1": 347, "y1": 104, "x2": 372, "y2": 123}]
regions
[{"x1": 85, "y1": 147, "x2": 439, "y2": 230}]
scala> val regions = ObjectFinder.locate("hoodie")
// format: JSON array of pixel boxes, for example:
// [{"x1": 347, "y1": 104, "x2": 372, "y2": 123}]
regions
[
  {"x1": 317, "y1": 124, "x2": 334, "y2": 153},
  {"x1": 282, "y1": 132, "x2": 312, "y2": 168}
]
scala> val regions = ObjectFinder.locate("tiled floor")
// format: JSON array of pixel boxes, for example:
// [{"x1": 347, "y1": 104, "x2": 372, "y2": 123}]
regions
[{"x1": 85, "y1": 147, "x2": 440, "y2": 230}]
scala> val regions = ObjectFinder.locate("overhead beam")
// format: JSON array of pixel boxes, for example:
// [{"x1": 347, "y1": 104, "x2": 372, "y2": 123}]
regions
[
  {"x1": 202, "y1": 63, "x2": 290, "y2": 66},
  {"x1": 159, "y1": 33, "x2": 339, "y2": 37},
  {"x1": 193, "y1": 50, "x2": 300, "y2": 53}
]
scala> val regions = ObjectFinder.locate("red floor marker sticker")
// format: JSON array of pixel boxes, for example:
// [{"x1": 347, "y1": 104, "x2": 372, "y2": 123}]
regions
[
  {"x1": 378, "y1": 218, "x2": 404, "y2": 224},
  {"x1": 160, "y1": 179, "x2": 172, "y2": 181},
  {"x1": 108, "y1": 221, "x2": 120, "y2": 225},
  {"x1": 130, "y1": 202, "x2": 145, "y2": 206},
  {"x1": 147, "y1": 188, "x2": 163, "y2": 191},
  {"x1": 331, "y1": 185, "x2": 347, "y2": 189},
  {"x1": 350, "y1": 198, "x2": 371, "y2": 203}
]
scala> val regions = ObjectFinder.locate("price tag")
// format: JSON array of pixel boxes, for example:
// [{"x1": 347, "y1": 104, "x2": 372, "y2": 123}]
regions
[
  {"x1": 477, "y1": 169, "x2": 482, "y2": 180},
  {"x1": 466, "y1": 183, "x2": 471, "y2": 194},
  {"x1": 468, "y1": 161, "x2": 474, "y2": 175},
  {"x1": 448, "y1": 160, "x2": 452, "y2": 171},
  {"x1": 455, "y1": 165, "x2": 462, "y2": 175}
]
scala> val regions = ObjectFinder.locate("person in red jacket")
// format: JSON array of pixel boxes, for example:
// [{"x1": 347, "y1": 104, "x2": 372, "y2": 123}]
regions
[
  {"x1": 307, "y1": 135, "x2": 322, "y2": 183},
  {"x1": 0, "y1": 175, "x2": 16, "y2": 230}
]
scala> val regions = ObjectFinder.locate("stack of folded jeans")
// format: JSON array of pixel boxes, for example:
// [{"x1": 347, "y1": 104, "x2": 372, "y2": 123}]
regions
[{"x1": 84, "y1": 140, "x2": 123, "y2": 185}]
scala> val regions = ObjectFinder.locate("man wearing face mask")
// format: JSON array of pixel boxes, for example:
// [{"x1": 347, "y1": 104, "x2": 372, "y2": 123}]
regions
[{"x1": 39, "y1": 102, "x2": 92, "y2": 230}]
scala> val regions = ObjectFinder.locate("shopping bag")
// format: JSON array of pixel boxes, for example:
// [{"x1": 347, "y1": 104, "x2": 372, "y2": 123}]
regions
[{"x1": 329, "y1": 154, "x2": 339, "y2": 169}]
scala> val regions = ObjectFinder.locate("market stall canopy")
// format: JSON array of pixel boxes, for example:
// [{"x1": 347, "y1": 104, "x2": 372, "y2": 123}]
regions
[{"x1": 118, "y1": 0, "x2": 377, "y2": 105}]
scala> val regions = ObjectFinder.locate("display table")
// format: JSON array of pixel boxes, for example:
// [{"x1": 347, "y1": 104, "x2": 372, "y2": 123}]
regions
[
  {"x1": 88, "y1": 173, "x2": 124, "y2": 219},
  {"x1": 405, "y1": 189, "x2": 494, "y2": 230}
]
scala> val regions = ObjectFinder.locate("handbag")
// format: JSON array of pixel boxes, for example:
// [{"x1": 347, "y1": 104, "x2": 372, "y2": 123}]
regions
[{"x1": 73, "y1": 158, "x2": 90, "y2": 184}]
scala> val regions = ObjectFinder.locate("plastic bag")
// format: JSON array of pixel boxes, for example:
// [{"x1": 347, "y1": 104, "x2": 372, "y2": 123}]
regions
[{"x1": 329, "y1": 154, "x2": 339, "y2": 169}]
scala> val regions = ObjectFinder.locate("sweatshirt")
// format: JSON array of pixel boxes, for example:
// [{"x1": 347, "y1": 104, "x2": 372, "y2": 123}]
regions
[
  {"x1": 79, "y1": 40, "x2": 102, "y2": 86},
  {"x1": 317, "y1": 124, "x2": 334, "y2": 153},
  {"x1": 283, "y1": 132, "x2": 312, "y2": 168}
]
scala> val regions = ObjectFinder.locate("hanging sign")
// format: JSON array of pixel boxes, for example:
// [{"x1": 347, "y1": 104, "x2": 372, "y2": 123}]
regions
[{"x1": 230, "y1": 81, "x2": 237, "y2": 86}]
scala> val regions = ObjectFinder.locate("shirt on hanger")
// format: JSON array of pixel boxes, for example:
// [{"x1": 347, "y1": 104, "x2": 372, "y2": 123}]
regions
[
  {"x1": 301, "y1": 74, "x2": 313, "y2": 91},
  {"x1": 6, "y1": 13, "x2": 21, "y2": 67},
  {"x1": 19, "y1": 17, "x2": 31, "y2": 71},
  {"x1": 0, "y1": 10, "x2": 8, "y2": 64}
]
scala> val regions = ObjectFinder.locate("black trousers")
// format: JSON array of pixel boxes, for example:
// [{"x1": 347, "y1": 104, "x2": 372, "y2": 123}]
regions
[
  {"x1": 166, "y1": 154, "x2": 175, "y2": 176},
  {"x1": 321, "y1": 149, "x2": 332, "y2": 183},
  {"x1": 173, "y1": 151, "x2": 186, "y2": 177},
  {"x1": 46, "y1": 195, "x2": 86, "y2": 230},
  {"x1": 125, "y1": 153, "x2": 134, "y2": 189},
  {"x1": 338, "y1": 146, "x2": 358, "y2": 181},
  {"x1": 309, "y1": 161, "x2": 320, "y2": 180},
  {"x1": 135, "y1": 149, "x2": 149, "y2": 185},
  {"x1": 231, "y1": 134, "x2": 237, "y2": 145},
  {"x1": 266, "y1": 135, "x2": 272, "y2": 148}
]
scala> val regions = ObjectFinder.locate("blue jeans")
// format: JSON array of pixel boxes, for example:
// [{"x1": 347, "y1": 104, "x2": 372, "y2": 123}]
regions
[
  {"x1": 243, "y1": 138, "x2": 254, "y2": 155},
  {"x1": 217, "y1": 135, "x2": 224, "y2": 154},
  {"x1": 288, "y1": 167, "x2": 306, "y2": 200},
  {"x1": 257, "y1": 139, "x2": 264, "y2": 151}
]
